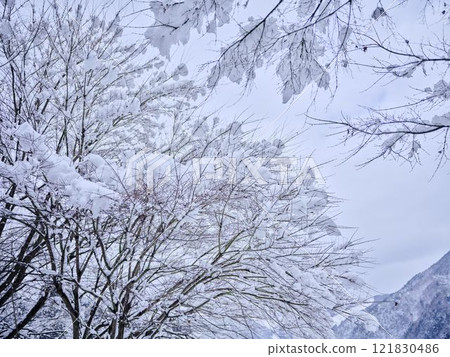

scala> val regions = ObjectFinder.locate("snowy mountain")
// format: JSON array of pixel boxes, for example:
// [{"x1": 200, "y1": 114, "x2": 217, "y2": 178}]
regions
[{"x1": 334, "y1": 250, "x2": 450, "y2": 338}]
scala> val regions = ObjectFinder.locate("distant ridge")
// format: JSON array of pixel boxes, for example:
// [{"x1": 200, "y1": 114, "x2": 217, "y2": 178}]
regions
[{"x1": 334, "y1": 250, "x2": 450, "y2": 338}]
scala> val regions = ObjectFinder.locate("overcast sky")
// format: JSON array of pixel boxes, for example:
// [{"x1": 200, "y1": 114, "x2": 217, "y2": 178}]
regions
[{"x1": 172, "y1": 0, "x2": 450, "y2": 294}]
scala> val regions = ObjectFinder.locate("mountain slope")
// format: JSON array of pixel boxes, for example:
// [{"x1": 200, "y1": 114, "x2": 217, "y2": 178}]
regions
[{"x1": 334, "y1": 250, "x2": 450, "y2": 338}]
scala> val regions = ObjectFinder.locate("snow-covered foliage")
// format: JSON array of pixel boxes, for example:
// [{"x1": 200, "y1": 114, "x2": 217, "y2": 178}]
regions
[
  {"x1": 0, "y1": 0, "x2": 367, "y2": 339},
  {"x1": 146, "y1": 0, "x2": 352, "y2": 103}
]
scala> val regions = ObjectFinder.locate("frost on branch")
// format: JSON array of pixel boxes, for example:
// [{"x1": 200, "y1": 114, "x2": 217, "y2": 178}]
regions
[{"x1": 328, "y1": 78, "x2": 450, "y2": 168}]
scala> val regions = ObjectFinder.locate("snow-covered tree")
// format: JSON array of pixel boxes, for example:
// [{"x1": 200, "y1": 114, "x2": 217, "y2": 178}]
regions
[{"x1": 0, "y1": 0, "x2": 369, "y2": 338}]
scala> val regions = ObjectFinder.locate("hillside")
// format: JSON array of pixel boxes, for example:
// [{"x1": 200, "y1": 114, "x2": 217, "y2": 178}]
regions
[{"x1": 334, "y1": 251, "x2": 450, "y2": 338}]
